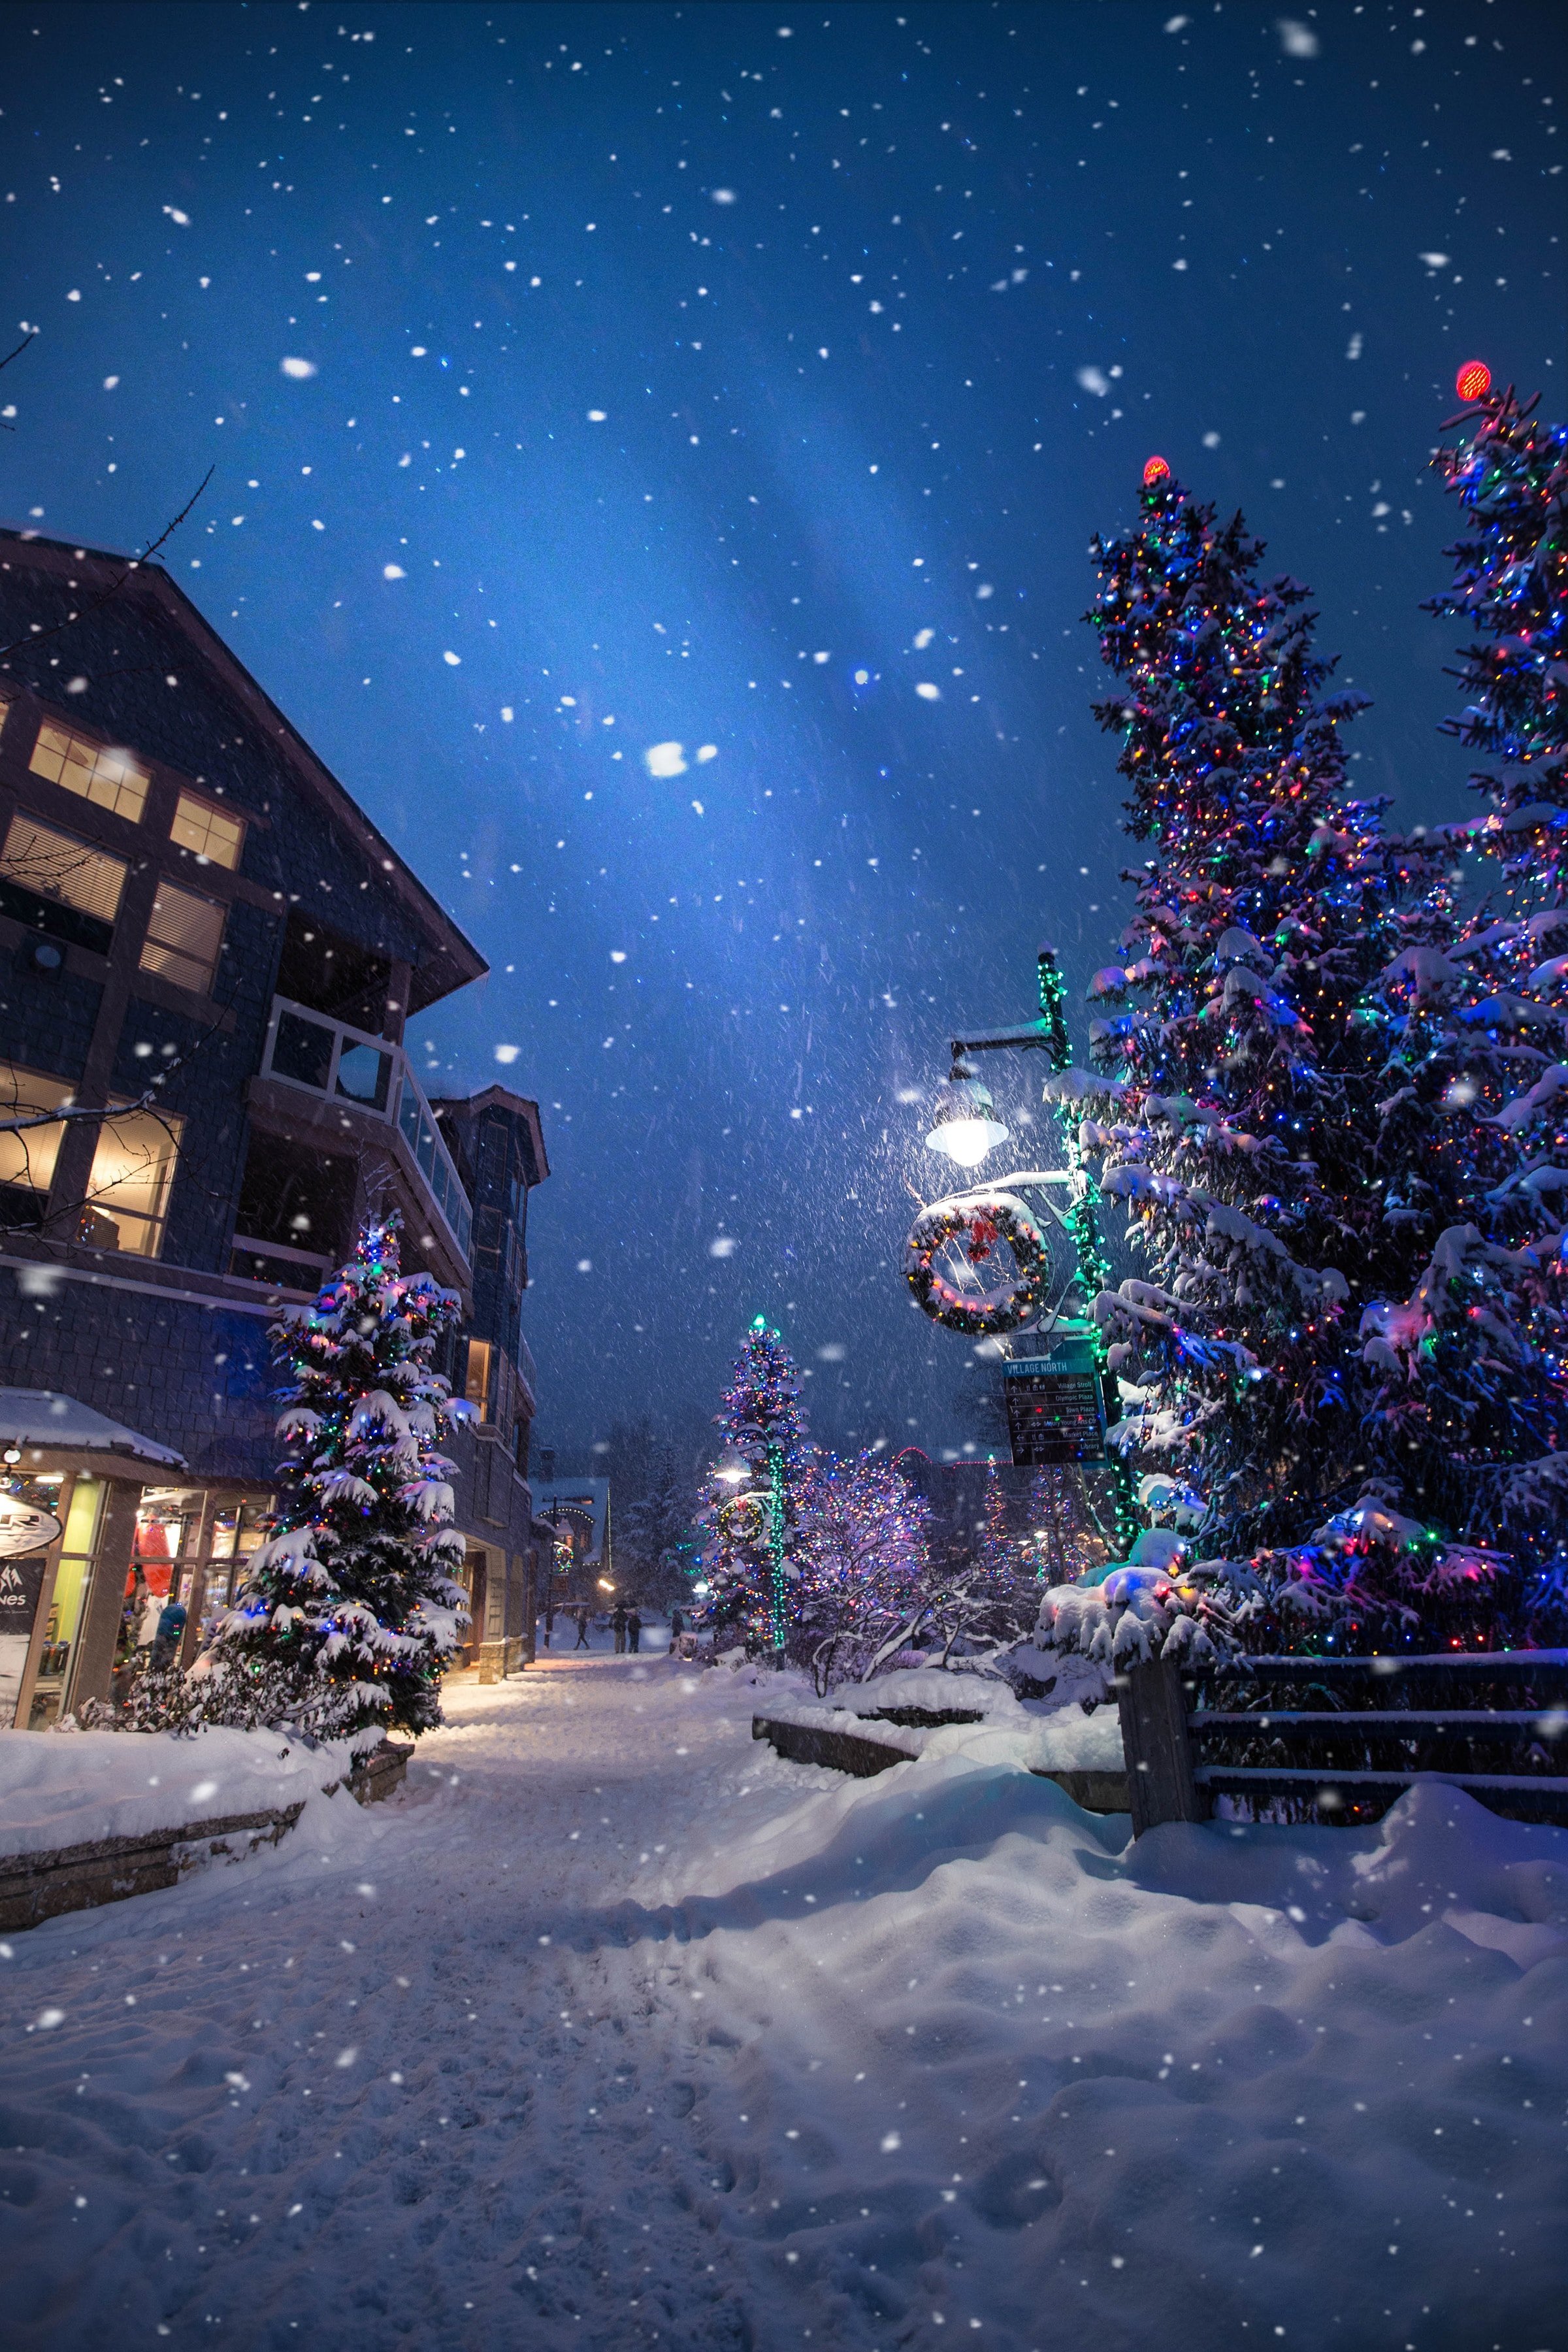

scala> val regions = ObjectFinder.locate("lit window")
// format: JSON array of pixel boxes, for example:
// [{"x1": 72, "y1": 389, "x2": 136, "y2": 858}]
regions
[
  {"x1": 30, "y1": 720, "x2": 150, "y2": 823},
  {"x1": 0, "y1": 813, "x2": 127, "y2": 926},
  {"x1": 465, "y1": 1337, "x2": 493, "y2": 1416},
  {"x1": 0, "y1": 1061, "x2": 75, "y2": 1197},
  {"x1": 170, "y1": 789, "x2": 245, "y2": 870},
  {"x1": 79, "y1": 1106, "x2": 183, "y2": 1259},
  {"x1": 139, "y1": 880, "x2": 225, "y2": 995}
]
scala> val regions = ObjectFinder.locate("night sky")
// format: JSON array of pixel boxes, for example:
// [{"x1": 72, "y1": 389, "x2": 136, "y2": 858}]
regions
[{"x1": 1, "y1": 0, "x2": 1561, "y2": 1467}]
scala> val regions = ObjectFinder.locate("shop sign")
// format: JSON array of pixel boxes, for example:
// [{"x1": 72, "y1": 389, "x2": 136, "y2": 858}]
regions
[
  {"x1": 0, "y1": 1552, "x2": 50, "y2": 1728},
  {"x1": 0, "y1": 1498, "x2": 62, "y2": 1558}
]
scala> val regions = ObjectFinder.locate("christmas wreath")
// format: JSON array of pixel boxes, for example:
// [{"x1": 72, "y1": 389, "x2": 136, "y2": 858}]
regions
[{"x1": 904, "y1": 1191, "x2": 1049, "y2": 1336}]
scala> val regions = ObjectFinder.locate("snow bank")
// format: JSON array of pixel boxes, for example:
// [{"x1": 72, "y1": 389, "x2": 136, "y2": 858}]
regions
[
  {"x1": 757, "y1": 1654, "x2": 1125, "y2": 1773},
  {"x1": 1, "y1": 1661, "x2": 1561, "y2": 2349},
  {"x1": 0, "y1": 1725, "x2": 361, "y2": 1859}
]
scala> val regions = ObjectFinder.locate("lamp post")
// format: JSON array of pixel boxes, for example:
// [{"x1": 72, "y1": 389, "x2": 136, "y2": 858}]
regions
[{"x1": 909, "y1": 944, "x2": 1137, "y2": 1554}]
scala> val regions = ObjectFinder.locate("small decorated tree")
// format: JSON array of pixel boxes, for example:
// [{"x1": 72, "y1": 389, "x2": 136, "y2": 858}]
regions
[
  {"x1": 194, "y1": 1214, "x2": 474, "y2": 1739},
  {"x1": 791, "y1": 1450, "x2": 932, "y2": 1691},
  {"x1": 696, "y1": 1317, "x2": 809, "y2": 1652}
]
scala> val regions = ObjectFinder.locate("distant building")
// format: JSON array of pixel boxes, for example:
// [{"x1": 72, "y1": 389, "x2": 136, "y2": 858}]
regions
[
  {"x1": 0, "y1": 529, "x2": 549, "y2": 1727},
  {"x1": 531, "y1": 1478, "x2": 613, "y2": 1607}
]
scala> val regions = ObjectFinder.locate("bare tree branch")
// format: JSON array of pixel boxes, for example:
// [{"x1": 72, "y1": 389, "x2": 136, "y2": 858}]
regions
[{"x1": 0, "y1": 465, "x2": 215, "y2": 664}]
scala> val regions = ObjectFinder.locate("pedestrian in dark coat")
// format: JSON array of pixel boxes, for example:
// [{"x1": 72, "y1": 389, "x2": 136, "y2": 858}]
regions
[
  {"x1": 612, "y1": 1603, "x2": 627, "y2": 1655},
  {"x1": 574, "y1": 1606, "x2": 591, "y2": 1649},
  {"x1": 627, "y1": 1609, "x2": 642, "y2": 1654}
]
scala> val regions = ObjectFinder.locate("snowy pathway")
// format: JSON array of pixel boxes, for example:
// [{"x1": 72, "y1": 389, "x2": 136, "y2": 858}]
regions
[{"x1": 3, "y1": 1654, "x2": 1566, "y2": 2352}]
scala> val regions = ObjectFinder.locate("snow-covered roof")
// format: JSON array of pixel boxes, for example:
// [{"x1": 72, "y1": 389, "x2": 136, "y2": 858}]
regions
[{"x1": 0, "y1": 1390, "x2": 186, "y2": 1468}]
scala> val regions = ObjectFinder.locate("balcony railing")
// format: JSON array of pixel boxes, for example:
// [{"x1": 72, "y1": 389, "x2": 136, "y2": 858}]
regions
[{"x1": 257, "y1": 996, "x2": 474, "y2": 1264}]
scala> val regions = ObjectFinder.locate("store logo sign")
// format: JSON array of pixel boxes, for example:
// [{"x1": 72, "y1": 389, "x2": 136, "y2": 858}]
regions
[{"x1": 0, "y1": 1500, "x2": 62, "y2": 1559}]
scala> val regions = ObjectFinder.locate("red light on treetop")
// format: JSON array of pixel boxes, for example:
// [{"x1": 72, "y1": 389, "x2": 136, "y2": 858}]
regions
[
  {"x1": 1143, "y1": 455, "x2": 1171, "y2": 488},
  {"x1": 1456, "y1": 359, "x2": 1492, "y2": 402}
]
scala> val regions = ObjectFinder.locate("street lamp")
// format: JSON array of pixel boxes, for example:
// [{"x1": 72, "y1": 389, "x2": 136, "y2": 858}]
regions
[
  {"x1": 924, "y1": 1060, "x2": 1011, "y2": 1168},
  {"x1": 904, "y1": 943, "x2": 1138, "y2": 1553}
]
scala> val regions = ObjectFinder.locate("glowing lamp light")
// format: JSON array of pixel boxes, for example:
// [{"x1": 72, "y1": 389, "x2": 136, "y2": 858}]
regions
[
  {"x1": 1143, "y1": 455, "x2": 1171, "y2": 488},
  {"x1": 1456, "y1": 359, "x2": 1492, "y2": 402},
  {"x1": 924, "y1": 1066, "x2": 1010, "y2": 1168}
]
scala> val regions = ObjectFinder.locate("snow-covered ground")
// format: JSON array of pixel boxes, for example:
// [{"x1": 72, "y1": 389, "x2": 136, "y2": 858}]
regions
[{"x1": 2, "y1": 1654, "x2": 1565, "y2": 2351}]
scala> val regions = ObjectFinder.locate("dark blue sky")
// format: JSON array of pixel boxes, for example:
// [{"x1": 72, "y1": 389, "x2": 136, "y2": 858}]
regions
[{"x1": 2, "y1": 0, "x2": 1561, "y2": 1464}]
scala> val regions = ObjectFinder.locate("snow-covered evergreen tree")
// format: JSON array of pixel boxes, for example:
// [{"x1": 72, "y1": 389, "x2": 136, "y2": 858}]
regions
[
  {"x1": 1426, "y1": 369, "x2": 1568, "y2": 830},
  {"x1": 1041, "y1": 427, "x2": 1568, "y2": 1665},
  {"x1": 195, "y1": 1215, "x2": 472, "y2": 1737},
  {"x1": 791, "y1": 1450, "x2": 932, "y2": 1691},
  {"x1": 1054, "y1": 471, "x2": 1406, "y2": 1556},
  {"x1": 620, "y1": 1445, "x2": 697, "y2": 1604},
  {"x1": 696, "y1": 1318, "x2": 809, "y2": 1650},
  {"x1": 1345, "y1": 372, "x2": 1568, "y2": 1614}
]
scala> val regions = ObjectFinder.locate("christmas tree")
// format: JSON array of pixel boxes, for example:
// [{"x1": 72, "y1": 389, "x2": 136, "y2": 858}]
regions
[
  {"x1": 1342, "y1": 366, "x2": 1568, "y2": 1625},
  {"x1": 1425, "y1": 364, "x2": 1568, "y2": 829},
  {"x1": 195, "y1": 1214, "x2": 473, "y2": 1737},
  {"x1": 1056, "y1": 467, "x2": 1404, "y2": 1557},
  {"x1": 696, "y1": 1317, "x2": 809, "y2": 1652},
  {"x1": 792, "y1": 1450, "x2": 932, "y2": 1691}
]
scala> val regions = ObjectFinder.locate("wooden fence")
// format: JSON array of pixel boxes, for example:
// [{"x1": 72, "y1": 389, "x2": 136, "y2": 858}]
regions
[{"x1": 1119, "y1": 1650, "x2": 1568, "y2": 1837}]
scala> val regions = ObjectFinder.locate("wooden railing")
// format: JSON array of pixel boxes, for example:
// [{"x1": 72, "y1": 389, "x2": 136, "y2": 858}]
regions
[{"x1": 1118, "y1": 1651, "x2": 1568, "y2": 1836}]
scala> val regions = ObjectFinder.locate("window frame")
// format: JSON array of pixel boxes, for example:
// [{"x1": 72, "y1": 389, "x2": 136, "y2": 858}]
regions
[
  {"x1": 0, "y1": 811, "x2": 128, "y2": 941},
  {"x1": 0, "y1": 1060, "x2": 77, "y2": 1202},
  {"x1": 138, "y1": 875, "x2": 227, "y2": 997},
  {"x1": 169, "y1": 788, "x2": 246, "y2": 872},
  {"x1": 465, "y1": 1337, "x2": 494, "y2": 1420},
  {"x1": 29, "y1": 718, "x2": 151, "y2": 825},
  {"x1": 78, "y1": 1102, "x2": 185, "y2": 1262}
]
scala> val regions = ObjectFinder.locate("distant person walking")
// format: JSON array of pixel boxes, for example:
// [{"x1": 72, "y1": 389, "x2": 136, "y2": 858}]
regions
[
  {"x1": 669, "y1": 1607, "x2": 684, "y2": 1644},
  {"x1": 612, "y1": 1603, "x2": 627, "y2": 1655},
  {"x1": 574, "y1": 1606, "x2": 591, "y2": 1650},
  {"x1": 627, "y1": 1609, "x2": 642, "y2": 1654}
]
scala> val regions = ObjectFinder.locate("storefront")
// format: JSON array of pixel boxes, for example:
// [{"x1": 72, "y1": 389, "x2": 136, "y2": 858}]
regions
[{"x1": 0, "y1": 1390, "x2": 272, "y2": 1729}]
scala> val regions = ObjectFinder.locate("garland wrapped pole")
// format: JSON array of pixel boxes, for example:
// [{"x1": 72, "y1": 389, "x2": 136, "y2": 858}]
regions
[
  {"x1": 1037, "y1": 944, "x2": 1139, "y2": 1554},
  {"x1": 766, "y1": 1441, "x2": 787, "y2": 1654}
]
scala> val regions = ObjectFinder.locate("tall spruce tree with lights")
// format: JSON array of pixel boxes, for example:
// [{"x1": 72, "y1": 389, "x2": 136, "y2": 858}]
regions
[
  {"x1": 1426, "y1": 363, "x2": 1568, "y2": 831},
  {"x1": 697, "y1": 1317, "x2": 809, "y2": 1652},
  {"x1": 196, "y1": 1215, "x2": 473, "y2": 1737},
  {"x1": 1344, "y1": 365, "x2": 1568, "y2": 1627},
  {"x1": 1056, "y1": 466, "x2": 1407, "y2": 1558}
]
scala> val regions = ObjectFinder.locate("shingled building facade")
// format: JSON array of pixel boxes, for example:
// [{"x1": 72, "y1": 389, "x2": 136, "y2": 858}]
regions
[{"x1": 0, "y1": 528, "x2": 548, "y2": 1727}]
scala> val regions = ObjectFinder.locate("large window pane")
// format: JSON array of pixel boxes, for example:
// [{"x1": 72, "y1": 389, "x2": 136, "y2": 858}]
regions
[
  {"x1": 465, "y1": 1338, "x2": 493, "y2": 1414},
  {"x1": 80, "y1": 1107, "x2": 182, "y2": 1258},
  {"x1": 270, "y1": 1009, "x2": 335, "y2": 1090},
  {"x1": 30, "y1": 721, "x2": 150, "y2": 823},
  {"x1": 0, "y1": 1063, "x2": 74, "y2": 1196},
  {"x1": 138, "y1": 881, "x2": 225, "y2": 995},
  {"x1": 335, "y1": 1040, "x2": 391, "y2": 1111}
]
